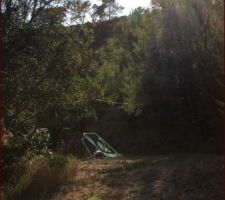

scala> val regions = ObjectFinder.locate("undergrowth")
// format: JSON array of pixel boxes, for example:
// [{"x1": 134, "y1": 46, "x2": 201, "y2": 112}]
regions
[{"x1": 3, "y1": 154, "x2": 78, "y2": 200}]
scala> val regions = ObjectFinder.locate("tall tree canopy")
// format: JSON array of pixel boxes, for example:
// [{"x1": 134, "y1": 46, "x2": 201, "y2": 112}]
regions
[{"x1": 92, "y1": 0, "x2": 124, "y2": 21}]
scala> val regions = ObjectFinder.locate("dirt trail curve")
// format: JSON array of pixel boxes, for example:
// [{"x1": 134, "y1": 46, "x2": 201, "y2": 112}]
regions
[{"x1": 51, "y1": 154, "x2": 224, "y2": 200}]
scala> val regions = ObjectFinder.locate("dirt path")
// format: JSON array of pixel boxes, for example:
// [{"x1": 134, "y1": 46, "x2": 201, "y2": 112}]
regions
[{"x1": 51, "y1": 154, "x2": 224, "y2": 200}]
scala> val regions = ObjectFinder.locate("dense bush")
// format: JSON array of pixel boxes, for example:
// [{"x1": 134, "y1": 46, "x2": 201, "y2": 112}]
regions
[{"x1": 3, "y1": 128, "x2": 51, "y2": 186}]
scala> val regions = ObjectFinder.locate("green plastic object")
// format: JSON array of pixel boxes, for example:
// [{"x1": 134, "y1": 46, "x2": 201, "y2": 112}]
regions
[{"x1": 81, "y1": 133, "x2": 122, "y2": 158}]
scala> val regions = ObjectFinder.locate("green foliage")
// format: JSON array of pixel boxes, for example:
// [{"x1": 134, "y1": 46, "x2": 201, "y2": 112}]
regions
[
  {"x1": 92, "y1": 0, "x2": 124, "y2": 21},
  {"x1": 29, "y1": 128, "x2": 51, "y2": 155},
  {"x1": 68, "y1": 0, "x2": 91, "y2": 24},
  {"x1": 142, "y1": 0, "x2": 223, "y2": 126},
  {"x1": 48, "y1": 154, "x2": 68, "y2": 168},
  {"x1": 2, "y1": 1, "x2": 224, "y2": 194},
  {"x1": 93, "y1": 10, "x2": 150, "y2": 114},
  {"x1": 3, "y1": 128, "x2": 52, "y2": 186},
  {"x1": 88, "y1": 196, "x2": 102, "y2": 200}
]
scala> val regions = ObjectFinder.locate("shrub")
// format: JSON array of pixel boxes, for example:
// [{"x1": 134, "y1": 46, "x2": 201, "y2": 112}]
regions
[
  {"x1": 3, "y1": 128, "x2": 52, "y2": 187},
  {"x1": 4, "y1": 154, "x2": 79, "y2": 200},
  {"x1": 28, "y1": 128, "x2": 51, "y2": 156},
  {"x1": 48, "y1": 154, "x2": 68, "y2": 168}
]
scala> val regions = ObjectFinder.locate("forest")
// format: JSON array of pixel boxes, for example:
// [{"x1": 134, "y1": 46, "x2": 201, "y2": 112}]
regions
[{"x1": 2, "y1": 0, "x2": 224, "y2": 199}]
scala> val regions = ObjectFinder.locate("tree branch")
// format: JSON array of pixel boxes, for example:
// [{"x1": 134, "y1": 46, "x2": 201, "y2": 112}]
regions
[
  {"x1": 29, "y1": 0, "x2": 55, "y2": 25},
  {"x1": 95, "y1": 98, "x2": 129, "y2": 105}
]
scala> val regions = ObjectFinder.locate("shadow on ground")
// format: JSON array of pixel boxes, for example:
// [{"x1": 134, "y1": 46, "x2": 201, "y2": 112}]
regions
[{"x1": 51, "y1": 154, "x2": 224, "y2": 200}]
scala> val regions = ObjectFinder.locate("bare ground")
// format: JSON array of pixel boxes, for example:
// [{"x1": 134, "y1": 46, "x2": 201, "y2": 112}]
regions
[{"x1": 51, "y1": 154, "x2": 224, "y2": 200}]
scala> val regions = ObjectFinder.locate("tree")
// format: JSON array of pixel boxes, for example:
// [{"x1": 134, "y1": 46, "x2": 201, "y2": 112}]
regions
[
  {"x1": 2, "y1": 0, "x2": 96, "y2": 186},
  {"x1": 142, "y1": 0, "x2": 224, "y2": 135},
  {"x1": 32, "y1": 6, "x2": 66, "y2": 28},
  {"x1": 66, "y1": 0, "x2": 91, "y2": 24},
  {"x1": 92, "y1": 0, "x2": 124, "y2": 22}
]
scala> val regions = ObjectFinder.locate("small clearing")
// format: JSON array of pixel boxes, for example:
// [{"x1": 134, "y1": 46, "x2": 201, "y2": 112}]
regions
[{"x1": 51, "y1": 154, "x2": 224, "y2": 200}]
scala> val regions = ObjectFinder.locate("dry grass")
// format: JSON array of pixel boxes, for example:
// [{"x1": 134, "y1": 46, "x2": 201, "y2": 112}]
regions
[
  {"x1": 4, "y1": 155, "x2": 79, "y2": 200},
  {"x1": 51, "y1": 154, "x2": 224, "y2": 200}
]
